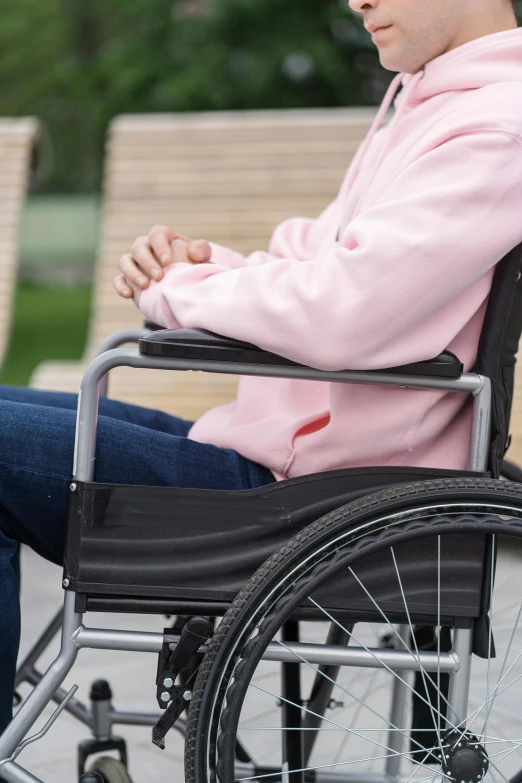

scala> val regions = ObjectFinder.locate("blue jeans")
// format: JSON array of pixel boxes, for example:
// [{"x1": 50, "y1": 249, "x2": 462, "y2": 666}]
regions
[{"x1": 0, "y1": 385, "x2": 276, "y2": 735}]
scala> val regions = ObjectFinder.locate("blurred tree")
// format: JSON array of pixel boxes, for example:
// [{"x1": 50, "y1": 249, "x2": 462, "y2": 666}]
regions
[{"x1": 0, "y1": 0, "x2": 520, "y2": 192}]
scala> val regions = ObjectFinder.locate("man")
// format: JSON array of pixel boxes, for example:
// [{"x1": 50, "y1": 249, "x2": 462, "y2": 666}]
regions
[
  {"x1": 0, "y1": 0, "x2": 521, "y2": 738},
  {"x1": 113, "y1": 0, "x2": 522, "y2": 480}
]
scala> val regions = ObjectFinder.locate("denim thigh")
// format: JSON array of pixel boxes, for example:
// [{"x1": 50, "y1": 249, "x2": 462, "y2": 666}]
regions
[
  {"x1": 0, "y1": 385, "x2": 194, "y2": 436},
  {"x1": 0, "y1": 394, "x2": 275, "y2": 566}
]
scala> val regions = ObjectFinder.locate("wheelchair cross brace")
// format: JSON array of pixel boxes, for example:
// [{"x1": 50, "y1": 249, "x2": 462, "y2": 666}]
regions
[{"x1": 0, "y1": 345, "x2": 489, "y2": 782}]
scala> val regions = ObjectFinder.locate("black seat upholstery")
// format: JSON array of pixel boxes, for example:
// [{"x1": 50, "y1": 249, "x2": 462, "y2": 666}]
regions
[{"x1": 66, "y1": 464, "x2": 488, "y2": 615}]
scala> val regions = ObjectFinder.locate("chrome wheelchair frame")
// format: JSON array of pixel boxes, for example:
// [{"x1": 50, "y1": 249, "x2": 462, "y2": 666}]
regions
[{"x1": 0, "y1": 328, "x2": 492, "y2": 783}]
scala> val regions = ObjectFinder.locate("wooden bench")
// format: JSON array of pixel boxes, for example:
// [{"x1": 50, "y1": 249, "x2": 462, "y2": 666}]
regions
[
  {"x1": 29, "y1": 108, "x2": 381, "y2": 420},
  {"x1": 0, "y1": 118, "x2": 41, "y2": 366}
]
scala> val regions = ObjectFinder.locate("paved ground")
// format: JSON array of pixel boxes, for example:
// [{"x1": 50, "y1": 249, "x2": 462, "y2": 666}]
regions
[
  {"x1": 16, "y1": 546, "x2": 185, "y2": 782},
  {"x1": 10, "y1": 540, "x2": 522, "y2": 783}
]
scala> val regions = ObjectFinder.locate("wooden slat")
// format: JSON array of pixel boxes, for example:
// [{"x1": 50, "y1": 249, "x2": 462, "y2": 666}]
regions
[
  {"x1": 0, "y1": 118, "x2": 40, "y2": 366},
  {"x1": 106, "y1": 182, "x2": 346, "y2": 200},
  {"x1": 108, "y1": 148, "x2": 359, "y2": 164}
]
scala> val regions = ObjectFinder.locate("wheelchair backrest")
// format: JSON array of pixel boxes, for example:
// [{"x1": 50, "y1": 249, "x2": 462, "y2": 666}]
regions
[{"x1": 474, "y1": 239, "x2": 522, "y2": 477}]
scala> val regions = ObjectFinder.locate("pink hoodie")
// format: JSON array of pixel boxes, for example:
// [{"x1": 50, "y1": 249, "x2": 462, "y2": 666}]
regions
[{"x1": 140, "y1": 27, "x2": 522, "y2": 482}]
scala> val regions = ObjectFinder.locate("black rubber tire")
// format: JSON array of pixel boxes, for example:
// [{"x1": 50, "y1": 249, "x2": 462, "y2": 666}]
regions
[
  {"x1": 87, "y1": 757, "x2": 133, "y2": 783},
  {"x1": 184, "y1": 476, "x2": 522, "y2": 783}
]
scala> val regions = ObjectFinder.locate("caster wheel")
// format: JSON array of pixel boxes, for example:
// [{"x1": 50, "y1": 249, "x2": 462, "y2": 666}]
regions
[{"x1": 87, "y1": 757, "x2": 133, "y2": 783}]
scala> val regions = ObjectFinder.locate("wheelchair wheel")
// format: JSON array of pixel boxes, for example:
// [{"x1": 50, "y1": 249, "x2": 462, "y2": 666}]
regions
[
  {"x1": 87, "y1": 757, "x2": 133, "y2": 783},
  {"x1": 185, "y1": 477, "x2": 522, "y2": 783}
]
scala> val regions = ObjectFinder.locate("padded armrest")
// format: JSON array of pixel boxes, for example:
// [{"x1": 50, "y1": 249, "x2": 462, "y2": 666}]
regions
[{"x1": 138, "y1": 328, "x2": 464, "y2": 379}]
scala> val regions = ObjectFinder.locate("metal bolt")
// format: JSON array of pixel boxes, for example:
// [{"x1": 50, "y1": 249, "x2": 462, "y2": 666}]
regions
[
  {"x1": 62, "y1": 578, "x2": 70, "y2": 588},
  {"x1": 183, "y1": 690, "x2": 192, "y2": 701},
  {"x1": 160, "y1": 691, "x2": 170, "y2": 703},
  {"x1": 70, "y1": 482, "x2": 77, "y2": 492},
  {"x1": 163, "y1": 677, "x2": 174, "y2": 689}
]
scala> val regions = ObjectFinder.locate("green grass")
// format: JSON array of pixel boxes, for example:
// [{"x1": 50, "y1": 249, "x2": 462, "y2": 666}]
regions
[
  {"x1": 19, "y1": 195, "x2": 100, "y2": 268},
  {"x1": 0, "y1": 284, "x2": 92, "y2": 387}
]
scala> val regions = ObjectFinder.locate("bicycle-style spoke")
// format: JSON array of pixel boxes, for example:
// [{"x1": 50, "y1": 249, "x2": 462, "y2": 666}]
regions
[
  {"x1": 489, "y1": 742, "x2": 522, "y2": 763},
  {"x1": 488, "y1": 756, "x2": 512, "y2": 783},
  {"x1": 448, "y1": 604, "x2": 522, "y2": 741},
  {"x1": 331, "y1": 669, "x2": 381, "y2": 764},
  {"x1": 481, "y1": 603, "x2": 522, "y2": 738},
  {"x1": 249, "y1": 617, "x2": 468, "y2": 783},
  {"x1": 308, "y1": 597, "x2": 457, "y2": 732},
  {"x1": 482, "y1": 738, "x2": 522, "y2": 746},
  {"x1": 464, "y1": 662, "x2": 522, "y2": 737},
  {"x1": 347, "y1": 558, "x2": 472, "y2": 762},
  {"x1": 402, "y1": 746, "x2": 441, "y2": 783},
  {"x1": 409, "y1": 774, "x2": 447, "y2": 783},
  {"x1": 274, "y1": 634, "x2": 451, "y2": 763},
  {"x1": 390, "y1": 546, "x2": 446, "y2": 762},
  {"x1": 236, "y1": 748, "x2": 440, "y2": 782},
  {"x1": 347, "y1": 562, "x2": 460, "y2": 743},
  {"x1": 249, "y1": 678, "x2": 448, "y2": 780},
  {"x1": 484, "y1": 539, "x2": 497, "y2": 744},
  {"x1": 471, "y1": 698, "x2": 522, "y2": 731}
]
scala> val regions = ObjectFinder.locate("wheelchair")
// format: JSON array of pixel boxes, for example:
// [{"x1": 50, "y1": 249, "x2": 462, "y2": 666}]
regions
[{"x1": 2, "y1": 237, "x2": 522, "y2": 783}]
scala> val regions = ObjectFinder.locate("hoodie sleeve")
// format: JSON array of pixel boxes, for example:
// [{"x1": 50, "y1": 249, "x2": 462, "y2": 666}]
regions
[
  {"x1": 206, "y1": 215, "x2": 318, "y2": 270},
  {"x1": 139, "y1": 131, "x2": 522, "y2": 371}
]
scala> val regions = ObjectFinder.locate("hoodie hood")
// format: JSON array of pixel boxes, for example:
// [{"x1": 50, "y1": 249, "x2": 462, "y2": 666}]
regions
[
  {"x1": 341, "y1": 27, "x2": 522, "y2": 214},
  {"x1": 403, "y1": 26, "x2": 522, "y2": 101}
]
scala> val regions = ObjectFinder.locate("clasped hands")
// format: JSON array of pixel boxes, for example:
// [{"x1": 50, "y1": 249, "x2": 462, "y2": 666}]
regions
[{"x1": 113, "y1": 225, "x2": 211, "y2": 304}]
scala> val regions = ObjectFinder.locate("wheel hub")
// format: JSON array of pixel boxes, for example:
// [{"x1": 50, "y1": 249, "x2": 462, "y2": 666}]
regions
[{"x1": 436, "y1": 730, "x2": 489, "y2": 783}]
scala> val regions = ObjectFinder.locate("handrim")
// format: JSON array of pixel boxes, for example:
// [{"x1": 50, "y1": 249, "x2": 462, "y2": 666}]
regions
[{"x1": 185, "y1": 479, "x2": 522, "y2": 783}]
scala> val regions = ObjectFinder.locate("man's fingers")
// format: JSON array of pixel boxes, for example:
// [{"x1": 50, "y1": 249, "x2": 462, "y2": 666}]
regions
[
  {"x1": 118, "y1": 253, "x2": 151, "y2": 289},
  {"x1": 188, "y1": 239, "x2": 212, "y2": 263},
  {"x1": 171, "y1": 238, "x2": 191, "y2": 265},
  {"x1": 149, "y1": 225, "x2": 192, "y2": 266},
  {"x1": 113, "y1": 273, "x2": 133, "y2": 299},
  {"x1": 129, "y1": 238, "x2": 164, "y2": 281},
  {"x1": 122, "y1": 230, "x2": 210, "y2": 296}
]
